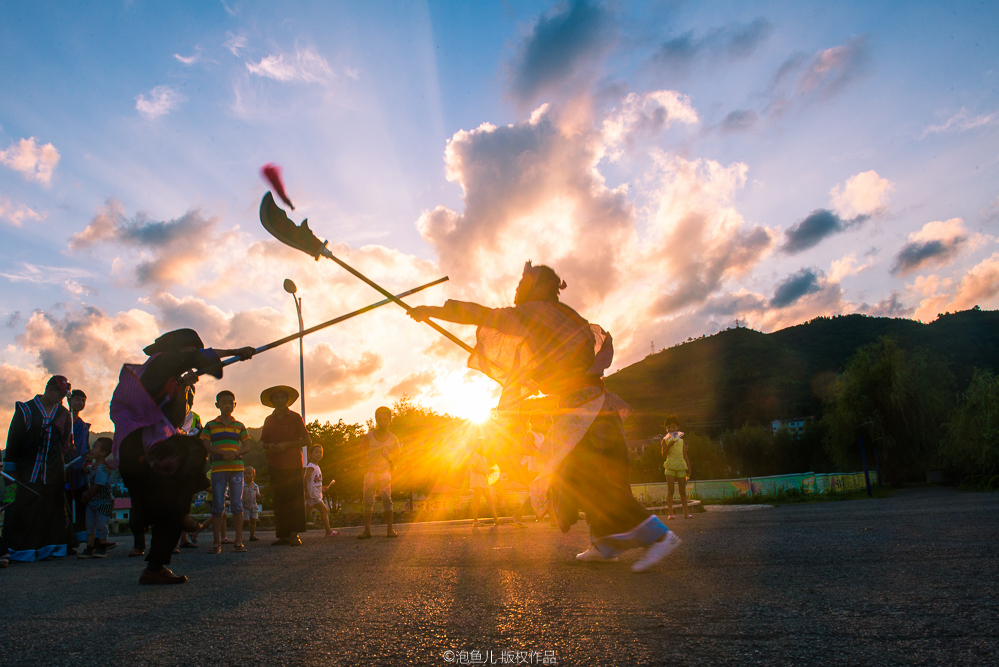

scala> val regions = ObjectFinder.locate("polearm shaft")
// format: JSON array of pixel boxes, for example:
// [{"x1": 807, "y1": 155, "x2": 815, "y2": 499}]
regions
[
  {"x1": 194, "y1": 276, "x2": 449, "y2": 378},
  {"x1": 1, "y1": 470, "x2": 41, "y2": 496},
  {"x1": 319, "y1": 249, "x2": 475, "y2": 354}
]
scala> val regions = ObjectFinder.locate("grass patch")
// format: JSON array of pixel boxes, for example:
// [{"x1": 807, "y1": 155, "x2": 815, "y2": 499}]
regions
[
  {"x1": 700, "y1": 485, "x2": 895, "y2": 505},
  {"x1": 958, "y1": 475, "x2": 999, "y2": 492}
]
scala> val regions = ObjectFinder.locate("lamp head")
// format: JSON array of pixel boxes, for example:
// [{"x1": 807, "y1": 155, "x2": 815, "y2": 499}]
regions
[{"x1": 283, "y1": 279, "x2": 298, "y2": 294}]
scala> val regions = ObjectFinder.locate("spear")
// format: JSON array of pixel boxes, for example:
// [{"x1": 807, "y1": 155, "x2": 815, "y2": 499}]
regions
[
  {"x1": 259, "y1": 166, "x2": 475, "y2": 355},
  {"x1": 192, "y1": 276, "x2": 449, "y2": 378}
]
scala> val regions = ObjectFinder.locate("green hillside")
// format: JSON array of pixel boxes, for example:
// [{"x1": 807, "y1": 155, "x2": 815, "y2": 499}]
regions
[{"x1": 605, "y1": 308, "x2": 999, "y2": 439}]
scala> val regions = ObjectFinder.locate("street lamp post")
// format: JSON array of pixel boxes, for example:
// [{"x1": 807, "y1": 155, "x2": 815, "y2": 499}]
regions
[{"x1": 284, "y1": 279, "x2": 307, "y2": 466}]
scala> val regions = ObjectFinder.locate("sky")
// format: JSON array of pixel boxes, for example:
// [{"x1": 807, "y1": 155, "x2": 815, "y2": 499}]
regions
[{"x1": 1, "y1": 0, "x2": 997, "y2": 431}]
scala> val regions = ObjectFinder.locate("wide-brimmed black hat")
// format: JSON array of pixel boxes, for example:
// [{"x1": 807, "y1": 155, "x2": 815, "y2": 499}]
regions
[{"x1": 143, "y1": 328, "x2": 205, "y2": 355}]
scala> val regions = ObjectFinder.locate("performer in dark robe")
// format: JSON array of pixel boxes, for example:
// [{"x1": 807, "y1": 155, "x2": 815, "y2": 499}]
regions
[
  {"x1": 410, "y1": 262, "x2": 680, "y2": 572},
  {"x1": 111, "y1": 328, "x2": 253, "y2": 584},
  {"x1": 2, "y1": 375, "x2": 76, "y2": 562}
]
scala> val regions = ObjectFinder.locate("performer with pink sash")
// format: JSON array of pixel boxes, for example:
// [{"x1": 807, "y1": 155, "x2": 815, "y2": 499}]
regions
[{"x1": 110, "y1": 328, "x2": 253, "y2": 584}]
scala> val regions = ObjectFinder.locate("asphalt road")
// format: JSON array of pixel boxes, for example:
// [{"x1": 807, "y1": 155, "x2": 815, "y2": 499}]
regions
[{"x1": 2, "y1": 487, "x2": 997, "y2": 666}]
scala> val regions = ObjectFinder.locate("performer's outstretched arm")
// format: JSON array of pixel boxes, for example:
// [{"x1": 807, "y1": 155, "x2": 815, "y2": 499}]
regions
[{"x1": 408, "y1": 300, "x2": 491, "y2": 325}]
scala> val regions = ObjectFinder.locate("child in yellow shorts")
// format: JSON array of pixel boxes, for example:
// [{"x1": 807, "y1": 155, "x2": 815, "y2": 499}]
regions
[{"x1": 661, "y1": 415, "x2": 692, "y2": 519}]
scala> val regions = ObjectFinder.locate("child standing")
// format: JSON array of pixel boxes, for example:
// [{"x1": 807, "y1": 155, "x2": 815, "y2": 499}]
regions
[
  {"x1": 304, "y1": 446, "x2": 337, "y2": 537},
  {"x1": 242, "y1": 466, "x2": 262, "y2": 542},
  {"x1": 661, "y1": 415, "x2": 692, "y2": 520},
  {"x1": 469, "y1": 438, "x2": 498, "y2": 527},
  {"x1": 200, "y1": 390, "x2": 250, "y2": 554},
  {"x1": 78, "y1": 438, "x2": 115, "y2": 559}
]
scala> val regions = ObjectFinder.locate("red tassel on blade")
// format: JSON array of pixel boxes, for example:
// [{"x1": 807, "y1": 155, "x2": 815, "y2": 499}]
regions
[{"x1": 261, "y1": 163, "x2": 295, "y2": 210}]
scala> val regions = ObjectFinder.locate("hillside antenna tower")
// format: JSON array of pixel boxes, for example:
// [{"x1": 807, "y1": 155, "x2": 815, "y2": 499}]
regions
[{"x1": 650, "y1": 341, "x2": 655, "y2": 355}]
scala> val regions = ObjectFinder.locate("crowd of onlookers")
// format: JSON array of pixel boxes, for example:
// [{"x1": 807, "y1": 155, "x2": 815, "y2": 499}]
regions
[{"x1": 0, "y1": 378, "x2": 405, "y2": 567}]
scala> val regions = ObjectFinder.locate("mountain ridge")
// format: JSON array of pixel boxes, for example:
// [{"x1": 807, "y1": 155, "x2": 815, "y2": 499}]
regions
[{"x1": 605, "y1": 308, "x2": 999, "y2": 439}]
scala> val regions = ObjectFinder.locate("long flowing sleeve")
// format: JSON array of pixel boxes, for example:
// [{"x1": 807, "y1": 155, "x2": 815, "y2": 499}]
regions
[{"x1": 3, "y1": 402, "x2": 29, "y2": 473}]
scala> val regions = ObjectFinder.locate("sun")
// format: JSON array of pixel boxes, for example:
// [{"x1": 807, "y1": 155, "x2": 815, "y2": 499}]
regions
[{"x1": 432, "y1": 372, "x2": 499, "y2": 423}]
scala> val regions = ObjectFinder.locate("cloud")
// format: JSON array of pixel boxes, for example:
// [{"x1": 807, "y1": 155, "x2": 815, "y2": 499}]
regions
[
  {"x1": 602, "y1": 90, "x2": 698, "y2": 148},
  {"x1": 921, "y1": 108, "x2": 997, "y2": 138},
  {"x1": 829, "y1": 252, "x2": 874, "y2": 282},
  {"x1": 135, "y1": 85, "x2": 185, "y2": 119},
  {"x1": 770, "y1": 268, "x2": 822, "y2": 308},
  {"x1": 419, "y1": 97, "x2": 775, "y2": 356},
  {"x1": 780, "y1": 171, "x2": 890, "y2": 253},
  {"x1": 767, "y1": 35, "x2": 870, "y2": 116},
  {"x1": 830, "y1": 170, "x2": 892, "y2": 218},
  {"x1": 388, "y1": 369, "x2": 438, "y2": 398},
  {"x1": 781, "y1": 209, "x2": 868, "y2": 254},
  {"x1": 946, "y1": 252, "x2": 999, "y2": 311},
  {"x1": 717, "y1": 109, "x2": 759, "y2": 133},
  {"x1": 142, "y1": 292, "x2": 388, "y2": 422},
  {"x1": 173, "y1": 49, "x2": 202, "y2": 65},
  {"x1": 983, "y1": 196, "x2": 999, "y2": 225},
  {"x1": 220, "y1": 0, "x2": 238, "y2": 17},
  {"x1": 646, "y1": 153, "x2": 773, "y2": 315},
  {"x1": 225, "y1": 32, "x2": 247, "y2": 56},
  {"x1": 0, "y1": 262, "x2": 96, "y2": 296},
  {"x1": 245, "y1": 46, "x2": 334, "y2": 84},
  {"x1": 69, "y1": 199, "x2": 226, "y2": 290},
  {"x1": 418, "y1": 104, "x2": 636, "y2": 306},
  {"x1": 859, "y1": 291, "x2": 913, "y2": 317},
  {"x1": 652, "y1": 18, "x2": 772, "y2": 75},
  {"x1": 891, "y1": 218, "x2": 968, "y2": 276},
  {"x1": 0, "y1": 195, "x2": 46, "y2": 226},
  {"x1": 0, "y1": 304, "x2": 161, "y2": 429},
  {"x1": 508, "y1": 0, "x2": 614, "y2": 106},
  {"x1": 0, "y1": 137, "x2": 60, "y2": 186}
]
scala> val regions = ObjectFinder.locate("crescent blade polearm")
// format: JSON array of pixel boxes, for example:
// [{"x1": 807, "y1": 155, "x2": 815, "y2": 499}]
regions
[
  {"x1": 259, "y1": 191, "x2": 475, "y2": 355},
  {"x1": 193, "y1": 276, "x2": 449, "y2": 378}
]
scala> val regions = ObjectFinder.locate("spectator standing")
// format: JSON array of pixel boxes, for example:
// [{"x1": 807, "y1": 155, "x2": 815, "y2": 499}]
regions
[
  {"x1": 469, "y1": 439, "x2": 498, "y2": 527},
  {"x1": 260, "y1": 385, "x2": 310, "y2": 547},
  {"x1": 78, "y1": 438, "x2": 114, "y2": 559},
  {"x1": 241, "y1": 466, "x2": 261, "y2": 542},
  {"x1": 358, "y1": 407, "x2": 399, "y2": 539},
  {"x1": 200, "y1": 391, "x2": 249, "y2": 554},
  {"x1": 661, "y1": 415, "x2": 692, "y2": 520},
  {"x1": 304, "y1": 446, "x2": 337, "y2": 537},
  {"x1": 67, "y1": 389, "x2": 90, "y2": 547},
  {"x1": 2, "y1": 376, "x2": 75, "y2": 562}
]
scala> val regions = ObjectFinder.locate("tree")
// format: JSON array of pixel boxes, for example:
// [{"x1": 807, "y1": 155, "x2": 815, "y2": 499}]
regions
[
  {"x1": 684, "y1": 433, "x2": 727, "y2": 479},
  {"x1": 719, "y1": 424, "x2": 769, "y2": 477},
  {"x1": 823, "y1": 336, "x2": 953, "y2": 482},
  {"x1": 943, "y1": 369, "x2": 999, "y2": 476}
]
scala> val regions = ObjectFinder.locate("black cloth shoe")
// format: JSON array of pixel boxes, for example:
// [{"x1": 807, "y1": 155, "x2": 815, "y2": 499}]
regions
[{"x1": 139, "y1": 567, "x2": 187, "y2": 585}]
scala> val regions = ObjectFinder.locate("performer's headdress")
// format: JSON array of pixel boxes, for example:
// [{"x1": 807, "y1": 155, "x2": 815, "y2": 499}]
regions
[
  {"x1": 260, "y1": 385, "x2": 300, "y2": 408},
  {"x1": 46, "y1": 375, "x2": 71, "y2": 392},
  {"x1": 519, "y1": 261, "x2": 567, "y2": 303},
  {"x1": 143, "y1": 328, "x2": 205, "y2": 355}
]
